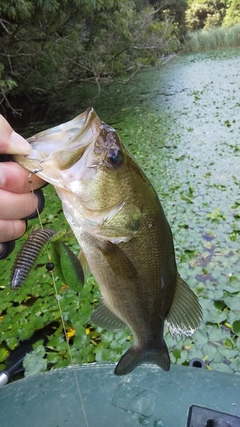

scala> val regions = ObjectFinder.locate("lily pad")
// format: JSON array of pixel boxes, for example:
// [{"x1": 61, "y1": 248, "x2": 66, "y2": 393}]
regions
[{"x1": 232, "y1": 320, "x2": 240, "y2": 335}]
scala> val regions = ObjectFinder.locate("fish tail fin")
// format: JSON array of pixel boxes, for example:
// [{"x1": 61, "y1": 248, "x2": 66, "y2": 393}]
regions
[{"x1": 114, "y1": 342, "x2": 170, "y2": 376}]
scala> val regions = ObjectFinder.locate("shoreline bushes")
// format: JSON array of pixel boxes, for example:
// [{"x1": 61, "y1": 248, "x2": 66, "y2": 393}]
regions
[{"x1": 183, "y1": 24, "x2": 240, "y2": 52}]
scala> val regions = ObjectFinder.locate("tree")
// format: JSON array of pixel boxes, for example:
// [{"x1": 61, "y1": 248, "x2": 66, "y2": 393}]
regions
[
  {"x1": 223, "y1": 0, "x2": 240, "y2": 25},
  {"x1": 147, "y1": 0, "x2": 188, "y2": 36},
  {"x1": 186, "y1": 0, "x2": 228, "y2": 30},
  {"x1": 0, "y1": 0, "x2": 179, "y2": 116}
]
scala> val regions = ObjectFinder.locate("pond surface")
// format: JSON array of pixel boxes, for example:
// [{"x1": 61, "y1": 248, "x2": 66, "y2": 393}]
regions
[{"x1": 1, "y1": 48, "x2": 240, "y2": 375}]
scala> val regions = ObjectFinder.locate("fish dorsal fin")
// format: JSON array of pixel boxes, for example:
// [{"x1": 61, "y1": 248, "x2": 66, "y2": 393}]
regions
[
  {"x1": 91, "y1": 300, "x2": 127, "y2": 331},
  {"x1": 78, "y1": 250, "x2": 92, "y2": 280},
  {"x1": 166, "y1": 273, "x2": 202, "y2": 336}
]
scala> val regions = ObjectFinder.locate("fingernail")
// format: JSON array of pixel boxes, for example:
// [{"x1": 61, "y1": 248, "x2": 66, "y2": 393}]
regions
[
  {"x1": 0, "y1": 167, "x2": 5, "y2": 187},
  {"x1": 9, "y1": 131, "x2": 32, "y2": 155},
  {"x1": 0, "y1": 240, "x2": 16, "y2": 260}
]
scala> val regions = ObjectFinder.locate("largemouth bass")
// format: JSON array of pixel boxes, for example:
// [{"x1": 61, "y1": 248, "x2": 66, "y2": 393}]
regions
[{"x1": 14, "y1": 108, "x2": 202, "y2": 375}]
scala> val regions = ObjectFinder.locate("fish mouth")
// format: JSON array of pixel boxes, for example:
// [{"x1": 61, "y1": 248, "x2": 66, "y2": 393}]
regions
[
  {"x1": 28, "y1": 107, "x2": 98, "y2": 153},
  {"x1": 13, "y1": 108, "x2": 103, "y2": 180}
]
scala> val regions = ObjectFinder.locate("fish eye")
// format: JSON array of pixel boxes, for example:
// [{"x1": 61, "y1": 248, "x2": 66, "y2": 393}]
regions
[{"x1": 106, "y1": 148, "x2": 124, "y2": 169}]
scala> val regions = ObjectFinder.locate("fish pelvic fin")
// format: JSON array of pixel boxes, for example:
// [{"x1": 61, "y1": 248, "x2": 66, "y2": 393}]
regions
[
  {"x1": 166, "y1": 273, "x2": 202, "y2": 337},
  {"x1": 114, "y1": 342, "x2": 170, "y2": 376},
  {"x1": 91, "y1": 300, "x2": 127, "y2": 331},
  {"x1": 78, "y1": 250, "x2": 92, "y2": 280}
]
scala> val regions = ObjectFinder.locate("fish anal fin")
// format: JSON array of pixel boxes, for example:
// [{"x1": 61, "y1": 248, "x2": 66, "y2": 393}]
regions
[
  {"x1": 114, "y1": 342, "x2": 170, "y2": 376},
  {"x1": 166, "y1": 273, "x2": 202, "y2": 336},
  {"x1": 91, "y1": 300, "x2": 127, "y2": 331}
]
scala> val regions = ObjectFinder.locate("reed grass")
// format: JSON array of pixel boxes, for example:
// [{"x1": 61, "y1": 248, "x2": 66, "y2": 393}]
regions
[{"x1": 183, "y1": 24, "x2": 240, "y2": 52}]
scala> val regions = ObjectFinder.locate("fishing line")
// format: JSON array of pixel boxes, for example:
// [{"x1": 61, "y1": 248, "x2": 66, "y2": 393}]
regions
[
  {"x1": 29, "y1": 177, "x2": 89, "y2": 427},
  {"x1": 49, "y1": 270, "x2": 89, "y2": 427}
]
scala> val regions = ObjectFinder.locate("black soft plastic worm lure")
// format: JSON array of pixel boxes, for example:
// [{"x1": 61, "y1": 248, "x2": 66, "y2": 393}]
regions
[{"x1": 10, "y1": 228, "x2": 56, "y2": 289}]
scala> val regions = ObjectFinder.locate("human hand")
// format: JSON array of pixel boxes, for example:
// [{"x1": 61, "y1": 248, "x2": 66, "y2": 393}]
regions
[{"x1": 0, "y1": 115, "x2": 46, "y2": 259}]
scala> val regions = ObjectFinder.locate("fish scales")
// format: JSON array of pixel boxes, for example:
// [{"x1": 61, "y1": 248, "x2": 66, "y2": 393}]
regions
[{"x1": 14, "y1": 108, "x2": 202, "y2": 375}]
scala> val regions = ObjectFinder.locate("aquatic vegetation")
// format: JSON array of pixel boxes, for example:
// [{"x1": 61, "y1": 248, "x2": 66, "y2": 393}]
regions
[{"x1": 1, "y1": 49, "x2": 240, "y2": 377}]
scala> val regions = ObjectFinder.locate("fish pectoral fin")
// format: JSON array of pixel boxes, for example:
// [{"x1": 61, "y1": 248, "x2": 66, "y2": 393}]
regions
[
  {"x1": 166, "y1": 273, "x2": 202, "y2": 336},
  {"x1": 78, "y1": 250, "x2": 92, "y2": 280},
  {"x1": 97, "y1": 240, "x2": 137, "y2": 281},
  {"x1": 91, "y1": 300, "x2": 127, "y2": 331},
  {"x1": 114, "y1": 342, "x2": 170, "y2": 376}
]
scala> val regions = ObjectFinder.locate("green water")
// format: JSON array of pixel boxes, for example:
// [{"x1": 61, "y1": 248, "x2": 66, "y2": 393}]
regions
[{"x1": 1, "y1": 48, "x2": 240, "y2": 374}]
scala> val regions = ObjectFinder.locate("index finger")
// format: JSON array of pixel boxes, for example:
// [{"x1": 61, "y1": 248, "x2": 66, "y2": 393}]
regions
[
  {"x1": 0, "y1": 161, "x2": 45, "y2": 193},
  {"x1": 0, "y1": 115, "x2": 32, "y2": 155}
]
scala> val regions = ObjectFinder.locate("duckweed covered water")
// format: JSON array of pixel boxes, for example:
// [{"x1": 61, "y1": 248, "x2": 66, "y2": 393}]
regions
[{"x1": 1, "y1": 48, "x2": 240, "y2": 375}]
